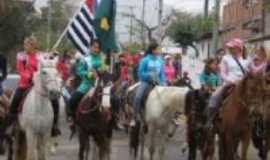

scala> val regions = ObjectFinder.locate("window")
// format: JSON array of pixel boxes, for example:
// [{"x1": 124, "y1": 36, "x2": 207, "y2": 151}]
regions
[{"x1": 242, "y1": 0, "x2": 258, "y2": 8}]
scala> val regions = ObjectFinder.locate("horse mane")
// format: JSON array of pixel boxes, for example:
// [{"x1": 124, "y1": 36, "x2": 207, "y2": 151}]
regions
[{"x1": 229, "y1": 74, "x2": 264, "y2": 109}]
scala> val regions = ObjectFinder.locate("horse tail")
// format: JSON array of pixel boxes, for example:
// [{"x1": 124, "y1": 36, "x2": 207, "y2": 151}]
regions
[
  {"x1": 184, "y1": 90, "x2": 193, "y2": 116},
  {"x1": 69, "y1": 126, "x2": 76, "y2": 140},
  {"x1": 129, "y1": 122, "x2": 140, "y2": 158}
]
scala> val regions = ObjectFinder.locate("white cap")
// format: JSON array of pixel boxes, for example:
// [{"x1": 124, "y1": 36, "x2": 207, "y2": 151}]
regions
[{"x1": 164, "y1": 55, "x2": 171, "y2": 59}]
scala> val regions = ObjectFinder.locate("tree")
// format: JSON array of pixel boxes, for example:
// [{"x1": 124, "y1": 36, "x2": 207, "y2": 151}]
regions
[
  {"x1": 0, "y1": 0, "x2": 70, "y2": 71},
  {"x1": 167, "y1": 12, "x2": 214, "y2": 57},
  {"x1": 121, "y1": 9, "x2": 176, "y2": 48}
]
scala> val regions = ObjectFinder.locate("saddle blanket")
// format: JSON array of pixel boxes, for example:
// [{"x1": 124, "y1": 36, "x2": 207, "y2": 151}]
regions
[{"x1": 102, "y1": 86, "x2": 111, "y2": 108}]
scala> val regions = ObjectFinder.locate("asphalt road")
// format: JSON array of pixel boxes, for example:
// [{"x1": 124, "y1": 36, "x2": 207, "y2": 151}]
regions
[{"x1": 0, "y1": 123, "x2": 264, "y2": 160}]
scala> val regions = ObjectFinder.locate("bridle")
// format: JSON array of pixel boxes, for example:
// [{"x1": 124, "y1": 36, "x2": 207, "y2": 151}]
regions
[{"x1": 34, "y1": 67, "x2": 61, "y2": 98}]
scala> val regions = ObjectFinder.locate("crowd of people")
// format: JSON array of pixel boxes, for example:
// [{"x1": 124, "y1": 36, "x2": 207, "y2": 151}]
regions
[{"x1": 0, "y1": 35, "x2": 269, "y2": 136}]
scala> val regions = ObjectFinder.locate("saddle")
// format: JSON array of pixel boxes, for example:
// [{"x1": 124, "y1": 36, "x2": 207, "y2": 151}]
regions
[
  {"x1": 76, "y1": 87, "x2": 113, "y2": 122},
  {"x1": 216, "y1": 85, "x2": 235, "y2": 120},
  {"x1": 220, "y1": 85, "x2": 235, "y2": 106}
]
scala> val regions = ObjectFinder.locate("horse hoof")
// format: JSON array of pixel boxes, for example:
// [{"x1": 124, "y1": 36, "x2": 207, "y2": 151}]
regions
[
  {"x1": 50, "y1": 145, "x2": 56, "y2": 155},
  {"x1": 0, "y1": 148, "x2": 5, "y2": 155}
]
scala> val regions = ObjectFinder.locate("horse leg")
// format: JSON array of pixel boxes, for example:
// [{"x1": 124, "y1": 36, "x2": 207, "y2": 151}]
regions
[
  {"x1": 188, "y1": 129, "x2": 197, "y2": 160},
  {"x1": 158, "y1": 129, "x2": 167, "y2": 160},
  {"x1": 15, "y1": 130, "x2": 27, "y2": 160},
  {"x1": 92, "y1": 132, "x2": 110, "y2": 160},
  {"x1": 139, "y1": 123, "x2": 145, "y2": 160},
  {"x1": 36, "y1": 134, "x2": 47, "y2": 160},
  {"x1": 79, "y1": 130, "x2": 89, "y2": 160},
  {"x1": 7, "y1": 136, "x2": 13, "y2": 160},
  {"x1": 26, "y1": 130, "x2": 36, "y2": 160},
  {"x1": 148, "y1": 125, "x2": 156, "y2": 160},
  {"x1": 240, "y1": 131, "x2": 250, "y2": 160},
  {"x1": 259, "y1": 133, "x2": 270, "y2": 160},
  {"x1": 202, "y1": 132, "x2": 215, "y2": 160},
  {"x1": 222, "y1": 131, "x2": 236, "y2": 160},
  {"x1": 85, "y1": 139, "x2": 90, "y2": 160}
]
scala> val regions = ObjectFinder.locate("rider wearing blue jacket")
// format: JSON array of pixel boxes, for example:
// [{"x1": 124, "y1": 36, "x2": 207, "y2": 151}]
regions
[{"x1": 132, "y1": 42, "x2": 166, "y2": 125}]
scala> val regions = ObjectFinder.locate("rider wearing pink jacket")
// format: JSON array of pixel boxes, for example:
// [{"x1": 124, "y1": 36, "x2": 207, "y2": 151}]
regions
[
  {"x1": 207, "y1": 38, "x2": 249, "y2": 125},
  {"x1": 164, "y1": 55, "x2": 175, "y2": 85}
]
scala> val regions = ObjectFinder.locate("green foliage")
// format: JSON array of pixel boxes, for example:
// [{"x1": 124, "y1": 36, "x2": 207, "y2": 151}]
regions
[
  {"x1": 0, "y1": 0, "x2": 70, "y2": 54},
  {"x1": 0, "y1": 0, "x2": 73, "y2": 71},
  {"x1": 0, "y1": 1, "x2": 33, "y2": 53},
  {"x1": 125, "y1": 42, "x2": 142, "y2": 54},
  {"x1": 266, "y1": 1, "x2": 270, "y2": 11},
  {"x1": 167, "y1": 12, "x2": 214, "y2": 47}
]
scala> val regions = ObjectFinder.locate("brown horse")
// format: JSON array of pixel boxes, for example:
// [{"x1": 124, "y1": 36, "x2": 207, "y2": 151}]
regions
[
  {"x1": 184, "y1": 89, "x2": 213, "y2": 160},
  {"x1": 76, "y1": 72, "x2": 115, "y2": 160},
  {"x1": 0, "y1": 88, "x2": 14, "y2": 160},
  {"x1": 250, "y1": 73, "x2": 270, "y2": 160},
  {"x1": 217, "y1": 73, "x2": 269, "y2": 160}
]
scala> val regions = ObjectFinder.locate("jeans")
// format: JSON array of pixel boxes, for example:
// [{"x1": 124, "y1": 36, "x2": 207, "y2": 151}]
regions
[
  {"x1": 10, "y1": 88, "x2": 28, "y2": 114},
  {"x1": 51, "y1": 99, "x2": 59, "y2": 125},
  {"x1": 68, "y1": 91, "x2": 84, "y2": 118},
  {"x1": 132, "y1": 82, "x2": 151, "y2": 121},
  {"x1": 120, "y1": 80, "x2": 128, "y2": 98},
  {"x1": 208, "y1": 86, "x2": 224, "y2": 109}
]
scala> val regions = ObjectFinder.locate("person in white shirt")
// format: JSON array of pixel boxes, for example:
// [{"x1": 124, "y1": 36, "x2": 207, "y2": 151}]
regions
[{"x1": 206, "y1": 38, "x2": 249, "y2": 125}]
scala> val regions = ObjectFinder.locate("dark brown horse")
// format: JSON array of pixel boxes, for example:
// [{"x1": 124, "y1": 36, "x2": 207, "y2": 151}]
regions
[
  {"x1": 184, "y1": 89, "x2": 212, "y2": 160},
  {"x1": 0, "y1": 88, "x2": 14, "y2": 160},
  {"x1": 75, "y1": 72, "x2": 115, "y2": 160},
  {"x1": 251, "y1": 73, "x2": 270, "y2": 160},
  {"x1": 217, "y1": 74, "x2": 269, "y2": 160}
]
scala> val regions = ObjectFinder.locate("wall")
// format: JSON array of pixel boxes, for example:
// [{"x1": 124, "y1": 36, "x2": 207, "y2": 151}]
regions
[{"x1": 221, "y1": 0, "x2": 264, "y2": 44}]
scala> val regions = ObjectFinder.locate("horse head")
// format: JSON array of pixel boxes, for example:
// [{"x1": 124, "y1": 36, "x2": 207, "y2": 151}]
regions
[
  {"x1": 238, "y1": 73, "x2": 268, "y2": 115},
  {"x1": 34, "y1": 54, "x2": 62, "y2": 100}
]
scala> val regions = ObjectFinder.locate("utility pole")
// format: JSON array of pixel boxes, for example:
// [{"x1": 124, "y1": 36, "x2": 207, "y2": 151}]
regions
[
  {"x1": 47, "y1": 0, "x2": 52, "y2": 50},
  {"x1": 129, "y1": 6, "x2": 135, "y2": 44},
  {"x1": 141, "y1": 0, "x2": 146, "y2": 49},
  {"x1": 158, "y1": 0, "x2": 163, "y2": 43},
  {"x1": 204, "y1": 0, "x2": 209, "y2": 17},
  {"x1": 211, "y1": 0, "x2": 221, "y2": 55}
]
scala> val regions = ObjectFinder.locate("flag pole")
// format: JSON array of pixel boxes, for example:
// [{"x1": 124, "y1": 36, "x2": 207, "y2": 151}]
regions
[
  {"x1": 52, "y1": 26, "x2": 69, "y2": 49},
  {"x1": 51, "y1": 0, "x2": 86, "y2": 50}
]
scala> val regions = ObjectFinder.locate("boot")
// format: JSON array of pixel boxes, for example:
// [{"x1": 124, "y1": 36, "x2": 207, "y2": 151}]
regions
[
  {"x1": 51, "y1": 123, "x2": 61, "y2": 137},
  {"x1": 51, "y1": 99, "x2": 61, "y2": 137},
  {"x1": 205, "y1": 107, "x2": 218, "y2": 130}
]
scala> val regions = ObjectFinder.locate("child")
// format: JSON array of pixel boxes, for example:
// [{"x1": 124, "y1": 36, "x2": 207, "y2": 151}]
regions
[
  {"x1": 199, "y1": 58, "x2": 221, "y2": 92},
  {"x1": 248, "y1": 46, "x2": 268, "y2": 75}
]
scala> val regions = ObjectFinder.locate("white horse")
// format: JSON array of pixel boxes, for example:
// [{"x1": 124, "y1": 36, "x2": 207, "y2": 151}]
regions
[
  {"x1": 128, "y1": 84, "x2": 189, "y2": 160},
  {"x1": 15, "y1": 55, "x2": 62, "y2": 160}
]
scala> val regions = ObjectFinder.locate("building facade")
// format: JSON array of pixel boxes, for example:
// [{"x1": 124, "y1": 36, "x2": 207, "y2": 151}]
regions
[{"x1": 221, "y1": 0, "x2": 270, "y2": 47}]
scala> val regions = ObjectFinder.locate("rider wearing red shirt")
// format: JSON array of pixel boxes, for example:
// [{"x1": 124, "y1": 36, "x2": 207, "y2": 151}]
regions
[
  {"x1": 1, "y1": 36, "x2": 61, "y2": 137},
  {"x1": 12, "y1": 36, "x2": 39, "y2": 114}
]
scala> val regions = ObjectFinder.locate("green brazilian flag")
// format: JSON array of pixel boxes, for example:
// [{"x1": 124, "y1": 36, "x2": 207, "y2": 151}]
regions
[{"x1": 94, "y1": 0, "x2": 119, "y2": 53}]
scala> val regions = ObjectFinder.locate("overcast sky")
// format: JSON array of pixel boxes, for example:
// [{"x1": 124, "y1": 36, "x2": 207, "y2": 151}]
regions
[{"x1": 164, "y1": 0, "x2": 215, "y2": 13}]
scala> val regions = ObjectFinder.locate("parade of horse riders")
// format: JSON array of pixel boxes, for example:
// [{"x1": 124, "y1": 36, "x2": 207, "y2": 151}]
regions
[{"x1": 1, "y1": 0, "x2": 270, "y2": 160}]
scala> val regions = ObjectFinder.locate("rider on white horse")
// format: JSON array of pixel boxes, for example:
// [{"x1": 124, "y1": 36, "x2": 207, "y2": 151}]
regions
[
  {"x1": 131, "y1": 42, "x2": 166, "y2": 126},
  {"x1": 0, "y1": 36, "x2": 60, "y2": 136}
]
